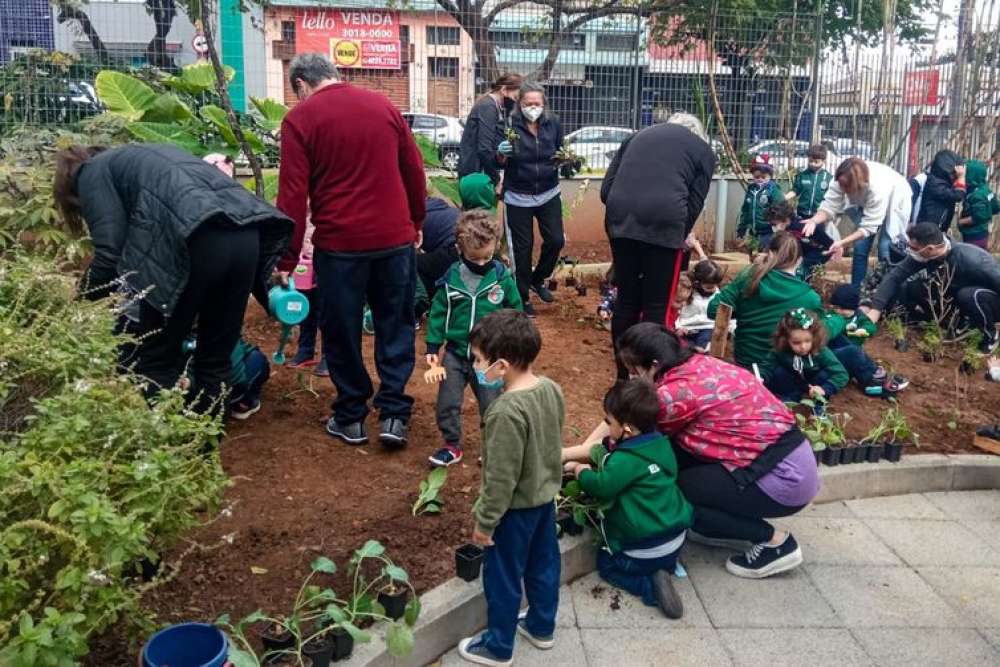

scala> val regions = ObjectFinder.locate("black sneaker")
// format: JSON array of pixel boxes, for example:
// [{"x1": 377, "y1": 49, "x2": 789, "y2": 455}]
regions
[
  {"x1": 979, "y1": 331, "x2": 999, "y2": 355},
  {"x1": 326, "y1": 418, "x2": 367, "y2": 445},
  {"x1": 379, "y1": 417, "x2": 408, "y2": 448},
  {"x1": 652, "y1": 569, "x2": 684, "y2": 619},
  {"x1": 523, "y1": 302, "x2": 537, "y2": 318},
  {"x1": 429, "y1": 444, "x2": 463, "y2": 467},
  {"x1": 531, "y1": 282, "x2": 556, "y2": 303},
  {"x1": 230, "y1": 398, "x2": 261, "y2": 420},
  {"x1": 726, "y1": 534, "x2": 803, "y2": 579}
]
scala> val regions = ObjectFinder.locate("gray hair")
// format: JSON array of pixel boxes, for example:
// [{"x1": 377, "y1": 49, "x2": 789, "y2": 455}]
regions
[
  {"x1": 666, "y1": 112, "x2": 709, "y2": 144},
  {"x1": 519, "y1": 81, "x2": 547, "y2": 103},
  {"x1": 289, "y1": 52, "x2": 339, "y2": 90}
]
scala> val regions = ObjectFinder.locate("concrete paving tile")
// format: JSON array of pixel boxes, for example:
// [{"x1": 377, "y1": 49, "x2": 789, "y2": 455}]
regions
[
  {"x1": 686, "y1": 557, "x2": 838, "y2": 628},
  {"x1": 958, "y1": 520, "x2": 1000, "y2": 554},
  {"x1": 807, "y1": 565, "x2": 966, "y2": 627},
  {"x1": 719, "y1": 628, "x2": 873, "y2": 667},
  {"x1": 863, "y1": 518, "x2": 1000, "y2": 566},
  {"x1": 554, "y1": 585, "x2": 576, "y2": 628},
  {"x1": 777, "y1": 517, "x2": 902, "y2": 565},
  {"x1": 852, "y1": 628, "x2": 998, "y2": 667},
  {"x1": 439, "y1": 627, "x2": 587, "y2": 667},
  {"x1": 919, "y1": 567, "x2": 1000, "y2": 627},
  {"x1": 844, "y1": 494, "x2": 948, "y2": 519},
  {"x1": 924, "y1": 490, "x2": 1000, "y2": 521},
  {"x1": 580, "y1": 628, "x2": 732, "y2": 666},
  {"x1": 976, "y1": 627, "x2": 1000, "y2": 652},
  {"x1": 569, "y1": 570, "x2": 711, "y2": 628}
]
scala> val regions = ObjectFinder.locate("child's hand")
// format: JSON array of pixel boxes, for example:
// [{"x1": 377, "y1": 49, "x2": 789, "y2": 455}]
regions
[
  {"x1": 573, "y1": 463, "x2": 592, "y2": 479},
  {"x1": 426, "y1": 354, "x2": 440, "y2": 367},
  {"x1": 472, "y1": 526, "x2": 494, "y2": 546},
  {"x1": 809, "y1": 385, "x2": 826, "y2": 399}
]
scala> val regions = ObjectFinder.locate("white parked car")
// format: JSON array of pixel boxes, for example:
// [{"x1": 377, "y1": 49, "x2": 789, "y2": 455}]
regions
[
  {"x1": 402, "y1": 112, "x2": 464, "y2": 170},
  {"x1": 827, "y1": 138, "x2": 876, "y2": 160},
  {"x1": 564, "y1": 126, "x2": 635, "y2": 170},
  {"x1": 748, "y1": 139, "x2": 841, "y2": 174}
]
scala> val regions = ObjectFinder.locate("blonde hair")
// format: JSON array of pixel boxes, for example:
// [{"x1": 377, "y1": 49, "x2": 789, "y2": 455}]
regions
[
  {"x1": 455, "y1": 209, "x2": 500, "y2": 253},
  {"x1": 744, "y1": 231, "x2": 801, "y2": 297},
  {"x1": 835, "y1": 157, "x2": 869, "y2": 195}
]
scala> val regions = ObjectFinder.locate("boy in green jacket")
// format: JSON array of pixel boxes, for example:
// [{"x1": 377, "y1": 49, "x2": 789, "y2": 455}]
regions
[
  {"x1": 825, "y1": 284, "x2": 877, "y2": 347},
  {"x1": 737, "y1": 155, "x2": 783, "y2": 249},
  {"x1": 787, "y1": 144, "x2": 832, "y2": 219},
  {"x1": 425, "y1": 210, "x2": 522, "y2": 468},
  {"x1": 958, "y1": 159, "x2": 999, "y2": 249},
  {"x1": 565, "y1": 379, "x2": 693, "y2": 619},
  {"x1": 459, "y1": 310, "x2": 564, "y2": 667}
]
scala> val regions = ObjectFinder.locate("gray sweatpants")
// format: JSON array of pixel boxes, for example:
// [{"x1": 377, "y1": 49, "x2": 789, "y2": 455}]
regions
[{"x1": 436, "y1": 349, "x2": 501, "y2": 447}]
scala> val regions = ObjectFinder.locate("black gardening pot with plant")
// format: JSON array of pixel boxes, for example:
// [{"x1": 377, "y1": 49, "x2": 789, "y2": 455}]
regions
[
  {"x1": 378, "y1": 586, "x2": 408, "y2": 621},
  {"x1": 821, "y1": 445, "x2": 842, "y2": 466},
  {"x1": 456, "y1": 544, "x2": 485, "y2": 582},
  {"x1": 547, "y1": 278, "x2": 559, "y2": 291},
  {"x1": 329, "y1": 626, "x2": 354, "y2": 662},
  {"x1": 850, "y1": 442, "x2": 868, "y2": 464},
  {"x1": 865, "y1": 441, "x2": 884, "y2": 463},
  {"x1": 838, "y1": 444, "x2": 855, "y2": 465},
  {"x1": 302, "y1": 632, "x2": 335, "y2": 667},
  {"x1": 883, "y1": 440, "x2": 903, "y2": 462},
  {"x1": 556, "y1": 510, "x2": 584, "y2": 536},
  {"x1": 261, "y1": 623, "x2": 295, "y2": 656}
]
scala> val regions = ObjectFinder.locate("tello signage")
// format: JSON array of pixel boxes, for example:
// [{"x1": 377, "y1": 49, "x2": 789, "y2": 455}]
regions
[{"x1": 295, "y1": 9, "x2": 401, "y2": 70}]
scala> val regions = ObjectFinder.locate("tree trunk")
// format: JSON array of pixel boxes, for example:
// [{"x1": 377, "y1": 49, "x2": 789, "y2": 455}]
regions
[
  {"x1": 56, "y1": 5, "x2": 109, "y2": 63},
  {"x1": 199, "y1": 0, "x2": 264, "y2": 198},
  {"x1": 145, "y1": 0, "x2": 178, "y2": 71}
]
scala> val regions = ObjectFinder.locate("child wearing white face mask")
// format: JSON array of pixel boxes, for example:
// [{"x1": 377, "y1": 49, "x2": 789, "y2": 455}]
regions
[{"x1": 738, "y1": 154, "x2": 784, "y2": 252}]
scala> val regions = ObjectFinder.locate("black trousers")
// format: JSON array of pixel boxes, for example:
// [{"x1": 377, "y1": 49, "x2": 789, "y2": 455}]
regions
[
  {"x1": 901, "y1": 280, "x2": 1000, "y2": 339},
  {"x1": 132, "y1": 221, "x2": 259, "y2": 414},
  {"x1": 674, "y1": 445, "x2": 805, "y2": 544},
  {"x1": 609, "y1": 238, "x2": 682, "y2": 378},
  {"x1": 505, "y1": 196, "x2": 565, "y2": 304}
]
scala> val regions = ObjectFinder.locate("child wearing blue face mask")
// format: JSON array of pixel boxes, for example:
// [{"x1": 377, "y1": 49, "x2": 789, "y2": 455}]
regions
[
  {"x1": 425, "y1": 210, "x2": 523, "y2": 468},
  {"x1": 458, "y1": 309, "x2": 565, "y2": 667},
  {"x1": 738, "y1": 154, "x2": 784, "y2": 251}
]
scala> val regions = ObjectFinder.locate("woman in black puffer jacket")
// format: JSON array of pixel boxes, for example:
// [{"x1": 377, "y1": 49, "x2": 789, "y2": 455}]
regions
[
  {"x1": 53, "y1": 143, "x2": 293, "y2": 412},
  {"x1": 915, "y1": 149, "x2": 966, "y2": 232}
]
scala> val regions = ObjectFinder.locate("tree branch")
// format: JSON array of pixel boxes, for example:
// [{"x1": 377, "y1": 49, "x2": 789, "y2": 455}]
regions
[{"x1": 55, "y1": 3, "x2": 108, "y2": 62}]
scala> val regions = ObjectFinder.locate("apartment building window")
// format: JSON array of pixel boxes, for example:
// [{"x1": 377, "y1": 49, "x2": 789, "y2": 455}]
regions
[
  {"x1": 281, "y1": 20, "x2": 295, "y2": 44},
  {"x1": 427, "y1": 26, "x2": 460, "y2": 46},
  {"x1": 596, "y1": 33, "x2": 635, "y2": 51},
  {"x1": 428, "y1": 56, "x2": 458, "y2": 78}
]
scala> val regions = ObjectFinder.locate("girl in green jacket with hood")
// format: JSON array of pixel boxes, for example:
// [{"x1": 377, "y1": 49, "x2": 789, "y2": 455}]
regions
[{"x1": 958, "y1": 160, "x2": 999, "y2": 249}]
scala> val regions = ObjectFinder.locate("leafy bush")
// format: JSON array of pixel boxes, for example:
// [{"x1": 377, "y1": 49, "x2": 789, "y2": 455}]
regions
[{"x1": 0, "y1": 252, "x2": 228, "y2": 665}]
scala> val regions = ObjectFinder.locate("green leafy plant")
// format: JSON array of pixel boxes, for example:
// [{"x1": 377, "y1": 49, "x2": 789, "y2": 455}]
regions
[
  {"x1": 556, "y1": 479, "x2": 613, "y2": 548},
  {"x1": 412, "y1": 467, "x2": 447, "y2": 515},
  {"x1": 794, "y1": 401, "x2": 849, "y2": 452},
  {"x1": 961, "y1": 331, "x2": 986, "y2": 372},
  {"x1": 917, "y1": 321, "x2": 944, "y2": 362},
  {"x1": 884, "y1": 314, "x2": 907, "y2": 342},
  {"x1": 871, "y1": 399, "x2": 919, "y2": 446},
  {"x1": 413, "y1": 133, "x2": 442, "y2": 168},
  {"x1": 504, "y1": 126, "x2": 520, "y2": 144}
]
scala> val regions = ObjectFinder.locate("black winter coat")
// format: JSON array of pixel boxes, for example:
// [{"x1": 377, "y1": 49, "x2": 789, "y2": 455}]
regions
[
  {"x1": 458, "y1": 95, "x2": 507, "y2": 184},
  {"x1": 915, "y1": 149, "x2": 966, "y2": 232},
  {"x1": 601, "y1": 123, "x2": 716, "y2": 250},
  {"x1": 502, "y1": 111, "x2": 563, "y2": 197},
  {"x1": 76, "y1": 144, "x2": 293, "y2": 316},
  {"x1": 871, "y1": 241, "x2": 1000, "y2": 312}
]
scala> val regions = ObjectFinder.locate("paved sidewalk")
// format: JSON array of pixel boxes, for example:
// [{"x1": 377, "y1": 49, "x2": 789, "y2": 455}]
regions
[{"x1": 437, "y1": 491, "x2": 1000, "y2": 667}]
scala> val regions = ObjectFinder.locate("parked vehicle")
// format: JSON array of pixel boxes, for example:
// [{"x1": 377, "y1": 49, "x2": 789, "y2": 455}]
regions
[
  {"x1": 564, "y1": 126, "x2": 634, "y2": 170},
  {"x1": 402, "y1": 112, "x2": 464, "y2": 171},
  {"x1": 748, "y1": 139, "x2": 841, "y2": 173},
  {"x1": 827, "y1": 138, "x2": 876, "y2": 160},
  {"x1": 3, "y1": 78, "x2": 102, "y2": 125}
]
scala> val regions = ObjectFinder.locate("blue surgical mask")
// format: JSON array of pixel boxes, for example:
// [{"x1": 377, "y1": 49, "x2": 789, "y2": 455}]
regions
[{"x1": 475, "y1": 360, "x2": 505, "y2": 389}]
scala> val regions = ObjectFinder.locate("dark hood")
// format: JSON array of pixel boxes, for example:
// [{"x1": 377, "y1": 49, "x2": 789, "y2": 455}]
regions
[{"x1": 930, "y1": 149, "x2": 963, "y2": 180}]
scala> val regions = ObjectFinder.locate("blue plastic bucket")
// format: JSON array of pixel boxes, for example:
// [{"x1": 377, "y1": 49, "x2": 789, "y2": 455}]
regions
[{"x1": 141, "y1": 623, "x2": 229, "y2": 667}]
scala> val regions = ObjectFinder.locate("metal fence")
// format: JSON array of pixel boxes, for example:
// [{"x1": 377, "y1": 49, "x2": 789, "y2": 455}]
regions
[{"x1": 2, "y1": 0, "x2": 1000, "y2": 180}]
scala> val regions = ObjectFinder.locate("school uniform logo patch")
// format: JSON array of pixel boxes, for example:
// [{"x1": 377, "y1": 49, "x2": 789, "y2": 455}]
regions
[
  {"x1": 487, "y1": 285, "x2": 504, "y2": 305},
  {"x1": 648, "y1": 464, "x2": 661, "y2": 475}
]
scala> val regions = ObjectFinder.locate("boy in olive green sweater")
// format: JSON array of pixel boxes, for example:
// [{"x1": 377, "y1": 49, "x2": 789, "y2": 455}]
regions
[
  {"x1": 565, "y1": 379, "x2": 693, "y2": 619},
  {"x1": 459, "y1": 310, "x2": 563, "y2": 667}
]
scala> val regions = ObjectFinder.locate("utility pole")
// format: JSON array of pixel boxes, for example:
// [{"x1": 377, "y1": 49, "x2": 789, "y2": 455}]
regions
[{"x1": 950, "y1": 0, "x2": 975, "y2": 129}]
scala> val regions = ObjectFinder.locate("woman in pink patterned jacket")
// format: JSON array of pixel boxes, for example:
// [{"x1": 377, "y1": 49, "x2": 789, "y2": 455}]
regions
[{"x1": 565, "y1": 322, "x2": 819, "y2": 579}]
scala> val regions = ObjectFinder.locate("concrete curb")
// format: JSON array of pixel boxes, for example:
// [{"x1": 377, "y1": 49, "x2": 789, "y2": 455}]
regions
[{"x1": 348, "y1": 453, "x2": 1000, "y2": 666}]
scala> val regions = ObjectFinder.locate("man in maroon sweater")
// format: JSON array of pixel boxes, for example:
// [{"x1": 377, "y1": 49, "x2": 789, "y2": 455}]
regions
[{"x1": 277, "y1": 52, "x2": 426, "y2": 448}]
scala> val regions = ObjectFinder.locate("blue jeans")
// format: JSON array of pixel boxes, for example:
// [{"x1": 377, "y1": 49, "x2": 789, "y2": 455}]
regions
[
  {"x1": 829, "y1": 341, "x2": 878, "y2": 386},
  {"x1": 313, "y1": 245, "x2": 416, "y2": 424},
  {"x1": 231, "y1": 348, "x2": 270, "y2": 405},
  {"x1": 597, "y1": 548, "x2": 680, "y2": 607},
  {"x1": 849, "y1": 217, "x2": 891, "y2": 288},
  {"x1": 482, "y1": 503, "x2": 560, "y2": 660},
  {"x1": 683, "y1": 329, "x2": 713, "y2": 350}
]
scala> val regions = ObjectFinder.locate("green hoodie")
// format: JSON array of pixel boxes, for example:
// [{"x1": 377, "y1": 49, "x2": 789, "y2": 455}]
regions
[
  {"x1": 459, "y1": 173, "x2": 497, "y2": 212},
  {"x1": 960, "y1": 160, "x2": 999, "y2": 240},
  {"x1": 825, "y1": 310, "x2": 877, "y2": 346},
  {"x1": 708, "y1": 267, "x2": 823, "y2": 369},
  {"x1": 793, "y1": 167, "x2": 832, "y2": 219},
  {"x1": 580, "y1": 433, "x2": 693, "y2": 554},
  {"x1": 425, "y1": 260, "x2": 523, "y2": 358},
  {"x1": 760, "y1": 347, "x2": 849, "y2": 397}
]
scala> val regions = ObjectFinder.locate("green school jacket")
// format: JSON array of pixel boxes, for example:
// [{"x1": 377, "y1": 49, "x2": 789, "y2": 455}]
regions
[
  {"x1": 579, "y1": 433, "x2": 693, "y2": 554},
  {"x1": 826, "y1": 310, "x2": 878, "y2": 346},
  {"x1": 961, "y1": 160, "x2": 999, "y2": 240},
  {"x1": 738, "y1": 180, "x2": 783, "y2": 239},
  {"x1": 425, "y1": 260, "x2": 523, "y2": 359},
  {"x1": 793, "y1": 168, "x2": 832, "y2": 218},
  {"x1": 760, "y1": 347, "x2": 849, "y2": 397}
]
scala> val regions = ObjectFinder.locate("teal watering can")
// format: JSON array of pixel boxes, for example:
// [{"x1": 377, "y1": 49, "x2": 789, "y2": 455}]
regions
[{"x1": 268, "y1": 277, "x2": 310, "y2": 364}]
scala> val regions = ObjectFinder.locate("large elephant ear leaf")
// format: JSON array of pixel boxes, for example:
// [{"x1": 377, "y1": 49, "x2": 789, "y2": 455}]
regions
[
  {"x1": 126, "y1": 122, "x2": 204, "y2": 155},
  {"x1": 96, "y1": 71, "x2": 158, "y2": 121},
  {"x1": 181, "y1": 61, "x2": 234, "y2": 92},
  {"x1": 141, "y1": 93, "x2": 195, "y2": 123},
  {"x1": 251, "y1": 96, "x2": 288, "y2": 131},
  {"x1": 200, "y1": 104, "x2": 238, "y2": 146}
]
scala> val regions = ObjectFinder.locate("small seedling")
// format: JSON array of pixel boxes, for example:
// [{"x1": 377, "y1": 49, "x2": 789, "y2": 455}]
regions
[
  {"x1": 917, "y1": 321, "x2": 944, "y2": 362},
  {"x1": 412, "y1": 467, "x2": 447, "y2": 515},
  {"x1": 961, "y1": 331, "x2": 985, "y2": 374}
]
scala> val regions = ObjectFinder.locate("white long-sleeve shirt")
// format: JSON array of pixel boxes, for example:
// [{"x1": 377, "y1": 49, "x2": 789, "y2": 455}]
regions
[
  {"x1": 677, "y1": 291, "x2": 736, "y2": 332},
  {"x1": 818, "y1": 160, "x2": 912, "y2": 244}
]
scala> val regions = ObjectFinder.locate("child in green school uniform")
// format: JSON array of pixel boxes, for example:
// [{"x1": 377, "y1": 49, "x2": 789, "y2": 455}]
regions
[
  {"x1": 787, "y1": 144, "x2": 833, "y2": 220},
  {"x1": 761, "y1": 308, "x2": 849, "y2": 405},
  {"x1": 958, "y1": 159, "x2": 999, "y2": 250},
  {"x1": 738, "y1": 154, "x2": 783, "y2": 249}
]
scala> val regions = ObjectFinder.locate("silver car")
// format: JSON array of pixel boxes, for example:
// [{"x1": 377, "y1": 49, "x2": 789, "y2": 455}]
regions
[
  {"x1": 402, "y1": 112, "x2": 464, "y2": 170},
  {"x1": 564, "y1": 126, "x2": 635, "y2": 170}
]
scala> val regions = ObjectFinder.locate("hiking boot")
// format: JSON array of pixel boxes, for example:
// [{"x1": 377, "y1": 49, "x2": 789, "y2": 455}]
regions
[
  {"x1": 726, "y1": 534, "x2": 803, "y2": 579},
  {"x1": 516, "y1": 610, "x2": 555, "y2": 649},
  {"x1": 652, "y1": 569, "x2": 684, "y2": 619},
  {"x1": 379, "y1": 417, "x2": 408, "y2": 448},
  {"x1": 230, "y1": 398, "x2": 261, "y2": 420},
  {"x1": 531, "y1": 282, "x2": 556, "y2": 303},
  {"x1": 326, "y1": 418, "x2": 367, "y2": 446},
  {"x1": 457, "y1": 635, "x2": 512, "y2": 666},
  {"x1": 429, "y1": 444, "x2": 463, "y2": 467}
]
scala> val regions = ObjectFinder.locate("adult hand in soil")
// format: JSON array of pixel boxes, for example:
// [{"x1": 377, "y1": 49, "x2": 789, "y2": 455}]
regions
[
  {"x1": 472, "y1": 526, "x2": 494, "y2": 546},
  {"x1": 809, "y1": 385, "x2": 826, "y2": 400},
  {"x1": 860, "y1": 306, "x2": 881, "y2": 324}
]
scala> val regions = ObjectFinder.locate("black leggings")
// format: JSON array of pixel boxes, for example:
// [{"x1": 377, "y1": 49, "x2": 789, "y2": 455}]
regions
[
  {"x1": 506, "y1": 196, "x2": 565, "y2": 304},
  {"x1": 674, "y1": 445, "x2": 805, "y2": 544}
]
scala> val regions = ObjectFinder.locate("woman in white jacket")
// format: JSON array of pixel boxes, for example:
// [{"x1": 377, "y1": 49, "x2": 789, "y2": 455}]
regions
[{"x1": 800, "y1": 157, "x2": 912, "y2": 288}]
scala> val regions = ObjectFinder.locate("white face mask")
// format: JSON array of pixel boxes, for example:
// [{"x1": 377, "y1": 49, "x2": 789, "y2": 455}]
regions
[{"x1": 522, "y1": 106, "x2": 543, "y2": 122}]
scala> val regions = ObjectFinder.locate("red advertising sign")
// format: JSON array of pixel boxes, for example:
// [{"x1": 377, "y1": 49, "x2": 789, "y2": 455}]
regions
[
  {"x1": 903, "y1": 69, "x2": 940, "y2": 106},
  {"x1": 295, "y1": 9, "x2": 401, "y2": 70}
]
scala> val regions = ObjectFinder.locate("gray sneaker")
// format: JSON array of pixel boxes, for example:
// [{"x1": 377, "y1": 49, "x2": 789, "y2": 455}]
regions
[
  {"x1": 326, "y1": 418, "x2": 367, "y2": 446},
  {"x1": 652, "y1": 570, "x2": 684, "y2": 619},
  {"x1": 379, "y1": 417, "x2": 408, "y2": 448}
]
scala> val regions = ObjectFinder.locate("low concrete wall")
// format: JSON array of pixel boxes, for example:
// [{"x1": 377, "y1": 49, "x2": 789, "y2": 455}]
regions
[{"x1": 347, "y1": 453, "x2": 1000, "y2": 667}]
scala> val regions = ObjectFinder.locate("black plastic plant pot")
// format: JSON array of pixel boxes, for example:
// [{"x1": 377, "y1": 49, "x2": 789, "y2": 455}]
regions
[
  {"x1": 565, "y1": 276, "x2": 578, "y2": 287},
  {"x1": 839, "y1": 445, "x2": 855, "y2": 465},
  {"x1": 894, "y1": 338, "x2": 909, "y2": 352},
  {"x1": 455, "y1": 543, "x2": 485, "y2": 582},
  {"x1": 851, "y1": 444, "x2": 868, "y2": 464},
  {"x1": 302, "y1": 634, "x2": 335, "y2": 667},
  {"x1": 883, "y1": 441, "x2": 903, "y2": 463},
  {"x1": 261, "y1": 625, "x2": 295, "y2": 655},
  {"x1": 131, "y1": 556, "x2": 160, "y2": 582},
  {"x1": 330, "y1": 627, "x2": 354, "y2": 662},
  {"x1": 922, "y1": 352, "x2": 936, "y2": 363},
  {"x1": 961, "y1": 360, "x2": 978, "y2": 375},
  {"x1": 866, "y1": 443, "x2": 884, "y2": 463},
  {"x1": 821, "y1": 446, "x2": 841, "y2": 467},
  {"x1": 378, "y1": 589, "x2": 408, "y2": 621},
  {"x1": 814, "y1": 449, "x2": 822, "y2": 466},
  {"x1": 547, "y1": 278, "x2": 559, "y2": 291},
  {"x1": 557, "y1": 510, "x2": 584, "y2": 536},
  {"x1": 576, "y1": 284, "x2": 588, "y2": 297}
]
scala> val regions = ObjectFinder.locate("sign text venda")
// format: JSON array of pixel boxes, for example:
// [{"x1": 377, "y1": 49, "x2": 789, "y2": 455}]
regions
[{"x1": 295, "y1": 9, "x2": 401, "y2": 70}]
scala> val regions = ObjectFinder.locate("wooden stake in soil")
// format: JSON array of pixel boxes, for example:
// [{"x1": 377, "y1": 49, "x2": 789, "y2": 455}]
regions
[{"x1": 709, "y1": 303, "x2": 733, "y2": 359}]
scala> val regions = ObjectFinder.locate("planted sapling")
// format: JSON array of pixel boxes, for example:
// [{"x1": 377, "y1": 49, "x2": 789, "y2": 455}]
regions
[
  {"x1": 961, "y1": 331, "x2": 985, "y2": 374},
  {"x1": 917, "y1": 321, "x2": 944, "y2": 362},
  {"x1": 412, "y1": 467, "x2": 447, "y2": 515}
]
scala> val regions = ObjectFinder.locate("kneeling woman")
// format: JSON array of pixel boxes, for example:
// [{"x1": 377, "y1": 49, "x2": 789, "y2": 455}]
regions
[{"x1": 565, "y1": 323, "x2": 820, "y2": 579}]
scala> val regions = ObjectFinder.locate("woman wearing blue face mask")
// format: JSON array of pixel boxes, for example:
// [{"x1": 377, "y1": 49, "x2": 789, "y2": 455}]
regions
[{"x1": 497, "y1": 82, "x2": 565, "y2": 316}]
